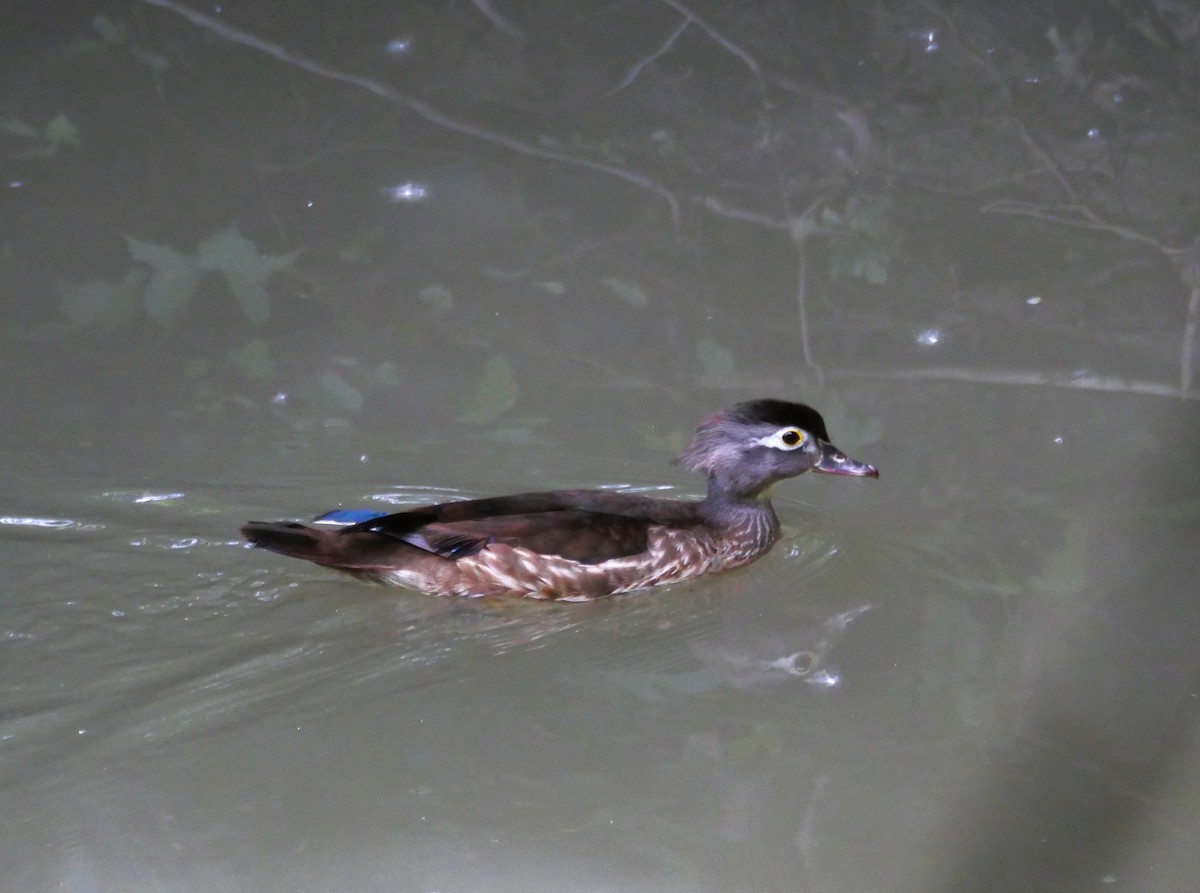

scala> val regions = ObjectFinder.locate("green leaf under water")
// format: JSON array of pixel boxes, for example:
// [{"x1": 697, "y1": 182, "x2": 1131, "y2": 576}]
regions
[
  {"x1": 695, "y1": 337, "x2": 735, "y2": 382},
  {"x1": 44, "y1": 114, "x2": 80, "y2": 148},
  {"x1": 0, "y1": 118, "x2": 38, "y2": 139},
  {"x1": 92, "y1": 14, "x2": 128, "y2": 43},
  {"x1": 320, "y1": 370, "x2": 365, "y2": 414},
  {"x1": 375, "y1": 361, "x2": 403, "y2": 386},
  {"x1": 230, "y1": 338, "x2": 276, "y2": 379},
  {"x1": 128, "y1": 237, "x2": 202, "y2": 327},
  {"x1": 196, "y1": 226, "x2": 297, "y2": 325},
  {"x1": 417, "y1": 283, "x2": 454, "y2": 316},
  {"x1": 458, "y1": 354, "x2": 519, "y2": 424},
  {"x1": 601, "y1": 277, "x2": 648, "y2": 308}
]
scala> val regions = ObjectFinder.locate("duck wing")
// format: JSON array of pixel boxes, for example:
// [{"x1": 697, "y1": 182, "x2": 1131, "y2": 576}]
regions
[{"x1": 339, "y1": 489, "x2": 701, "y2": 564}]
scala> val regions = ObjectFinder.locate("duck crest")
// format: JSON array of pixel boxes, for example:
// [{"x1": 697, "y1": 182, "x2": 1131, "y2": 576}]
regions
[{"x1": 242, "y1": 399, "x2": 877, "y2": 599}]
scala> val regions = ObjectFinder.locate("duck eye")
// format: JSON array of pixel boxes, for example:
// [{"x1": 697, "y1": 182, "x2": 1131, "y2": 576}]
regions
[{"x1": 780, "y1": 429, "x2": 804, "y2": 447}]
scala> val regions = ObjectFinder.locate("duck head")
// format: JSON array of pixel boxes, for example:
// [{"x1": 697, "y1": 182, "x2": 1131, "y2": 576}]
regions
[{"x1": 676, "y1": 399, "x2": 878, "y2": 499}]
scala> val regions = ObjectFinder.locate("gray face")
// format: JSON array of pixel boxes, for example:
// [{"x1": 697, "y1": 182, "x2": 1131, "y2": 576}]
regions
[
  {"x1": 678, "y1": 422, "x2": 813, "y2": 496},
  {"x1": 744, "y1": 424, "x2": 823, "y2": 485},
  {"x1": 676, "y1": 406, "x2": 878, "y2": 498}
]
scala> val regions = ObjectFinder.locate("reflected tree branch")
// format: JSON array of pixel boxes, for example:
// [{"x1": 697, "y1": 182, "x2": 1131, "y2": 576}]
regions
[
  {"x1": 135, "y1": 0, "x2": 680, "y2": 223},
  {"x1": 830, "y1": 366, "x2": 1199, "y2": 401},
  {"x1": 694, "y1": 194, "x2": 789, "y2": 229},
  {"x1": 788, "y1": 197, "x2": 830, "y2": 387},
  {"x1": 1183, "y1": 284, "x2": 1200, "y2": 396},
  {"x1": 984, "y1": 199, "x2": 1200, "y2": 395},
  {"x1": 794, "y1": 239, "x2": 824, "y2": 387},
  {"x1": 700, "y1": 366, "x2": 1198, "y2": 400},
  {"x1": 658, "y1": 0, "x2": 833, "y2": 391},
  {"x1": 469, "y1": 0, "x2": 524, "y2": 40},
  {"x1": 695, "y1": 191, "x2": 832, "y2": 386},
  {"x1": 658, "y1": 0, "x2": 761, "y2": 76},
  {"x1": 608, "y1": 15, "x2": 691, "y2": 95},
  {"x1": 920, "y1": 0, "x2": 1091, "y2": 211},
  {"x1": 981, "y1": 201, "x2": 1182, "y2": 253},
  {"x1": 924, "y1": 0, "x2": 1200, "y2": 398}
]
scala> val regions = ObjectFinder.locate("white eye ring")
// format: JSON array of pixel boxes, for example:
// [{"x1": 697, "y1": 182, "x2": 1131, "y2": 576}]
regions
[{"x1": 756, "y1": 428, "x2": 807, "y2": 450}]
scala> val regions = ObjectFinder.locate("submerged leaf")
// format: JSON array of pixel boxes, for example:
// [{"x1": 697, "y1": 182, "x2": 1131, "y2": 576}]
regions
[
  {"x1": 223, "y1": 273, "x2": 271, "y2": 325},
  {"x1": 0, "y1": 118, "x2": 38, "y2": 139},
  {"x1": 44, "y1": 114, "x2": 80, "y2": 148},
  {"x1": 1030, "y1": 516, "x2": 1090, "y2": 594},
  {"x1": 695, "y1": 337, "x2": 735, "y2": 382},
  {"x1": 230, "y1": 338, "x2": 276, "y2": 379},
  {"x1": 601, "y1": 277, "x2": 648, "y2": 308},
  {"x1": 458, "y1": 354, "x2": 519, "y2": 424},
  {"x1": 143, "y1": 270, "x2": 201, "y2": 326},
  {"x1": 128, "y1": 237, "x2": 202, "y2": 327},
  {"x1": 128, "y1": 236, "x2": 193, "y2": 273},
  {"x1": 196, "y1": 226, "x2": 298, "y2": 324},
  {"x1": 417, "y1": 283, "x2": 454, "y2": 315},
  {"x1": 194, "y1": 226, "x2": 256, "y2": 272},
  {"x1": 374, "y1": 362, "x2": 403, "y2": 386},
  {"x1": 92, "y1": 15, "x2": 128, "y2": 43},
  {"x1": 320, "y1": 370, "x2": 365, "y2": 413}
]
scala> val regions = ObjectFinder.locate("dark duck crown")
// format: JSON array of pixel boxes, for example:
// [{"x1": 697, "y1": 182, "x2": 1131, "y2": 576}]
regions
[{"x1": 242, "y1": 399, "x2": 877, "y2": 600}]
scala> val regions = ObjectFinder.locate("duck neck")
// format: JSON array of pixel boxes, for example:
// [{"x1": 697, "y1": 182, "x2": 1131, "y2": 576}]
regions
[{"x1": 699, "y1": 475, "x2": 781, "y2": 549}]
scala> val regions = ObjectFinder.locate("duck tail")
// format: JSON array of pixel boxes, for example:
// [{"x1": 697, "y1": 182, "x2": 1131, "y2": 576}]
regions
[{"x1": 241, "y1": 521, "x2": 334, "y2": 564}]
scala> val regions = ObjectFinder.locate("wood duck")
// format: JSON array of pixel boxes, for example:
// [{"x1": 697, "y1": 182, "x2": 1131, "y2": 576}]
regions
[{"x1": 241, "y1": 399, "x2": 878, "y2": 601}]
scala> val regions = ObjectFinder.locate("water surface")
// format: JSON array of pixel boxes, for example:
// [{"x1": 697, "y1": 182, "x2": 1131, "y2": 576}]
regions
[{"x1": 3, "y1": 2, "x2": 1199, "y2": 891}]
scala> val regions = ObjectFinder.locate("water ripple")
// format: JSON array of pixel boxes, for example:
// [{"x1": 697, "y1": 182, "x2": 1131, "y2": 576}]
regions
[{"x1": 0, "y1": 516, "x2": 79, "y2": 529}]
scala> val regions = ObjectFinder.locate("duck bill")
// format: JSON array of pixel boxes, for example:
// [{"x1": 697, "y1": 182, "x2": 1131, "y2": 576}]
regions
[{"x1": 814, "y1": 441, "x2": 879, "y2": 478}]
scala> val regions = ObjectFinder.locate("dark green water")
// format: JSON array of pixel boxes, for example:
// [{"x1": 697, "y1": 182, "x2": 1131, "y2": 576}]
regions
[{"x1": 3, "y1": 2, "x2": 1199, "y2": 891}]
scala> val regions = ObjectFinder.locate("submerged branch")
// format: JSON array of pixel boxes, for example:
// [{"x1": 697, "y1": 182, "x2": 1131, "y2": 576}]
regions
[
  {"x1": 985, "y1": 200, "x2": 1200, "y2": 396},
  {"x1": 922, "y1": 0, "x2": 1089, "y2": 209},
  {"x1": 658, "y1": 0, "x2": 761, "y2": 76},
  {"x1": 930, "y1": 0, "x2": 1200, "y2": 401},
  {"x1": 787, "y1": 196, "x2": 830, "y2": 386},
  {"x1": 982, "y1": 200, "x2": 1179, "y2": 253},
  {"x1": 700, "y1": 366, "x2": 1198, "y2": 400},
  {"x1": 470, "y1": 0, "x2": 524, "y2": 39},
  {"x1": 1183, "y1": 285, "x2": 1200, "y2": 396},
  {"x1": 695, "y1": 194, "x2": 789, "y2": 229},
  {"x1": 794, "y1": 240, "x2": 824, "y2": 387},
  {"x1": 830, "y1": 366, "x2": 1199, "y2": 401},
  {"x1": 608, "y1": 15, "x2": 691, "y2": 95},
  {"x1": 135, "y1": 0, "x2": 680, "y2": 222}
]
